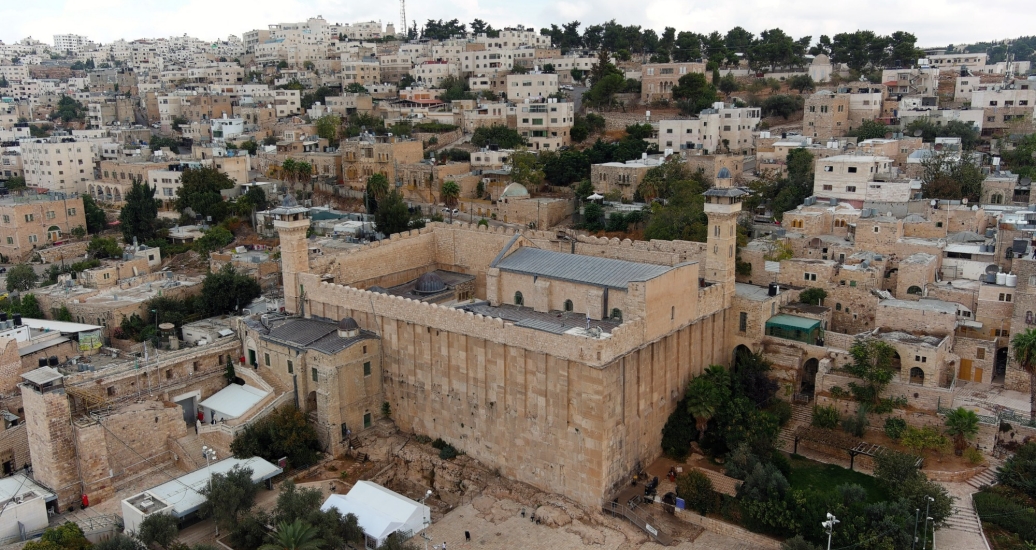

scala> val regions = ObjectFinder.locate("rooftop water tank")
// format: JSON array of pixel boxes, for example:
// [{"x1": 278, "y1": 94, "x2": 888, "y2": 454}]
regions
[
  {"x1": 1006, "y1": 273, "x2": 1018, "y2": 287},
  {"x1": 997, "y1": 272, "x2": 1008, "y2": 285}
]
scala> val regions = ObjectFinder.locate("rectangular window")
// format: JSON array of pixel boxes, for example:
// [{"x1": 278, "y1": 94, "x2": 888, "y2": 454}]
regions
[
  {"x1": 739, "y1": 312, "x2": 747, "y2": 332},
  {"x1": 312, "y1": 367, "x2": 318, "y2": 382},
  {"x1": 976, "y1": 348, "x2": 985, "y2": 359},
  {"x1": 823, "y1": 185, "x2": 833, "y2": 191},
  {"x1": 24, "y1": 214, "x2": 33, "y2": 222},
  {"x1": 264, "y1": 353, "x2": 270, "y2": 366},
  {"x1": 287, "y1": 360, "x2": 293, "y2": 374},
  {"x1": 5, "y1": 237, "x2": 11, "y2": 245},
  {"x1": 67, "y1": 208, "x2": 76, "y2": 216},
  {"x1": 28, "y1": 235, "x2": 37, "y2": 243},
  {"x1": 363, "y1": 412, "x2": 372, "y2": 428},
  {"x1": 45, "y1": 211, "x2": 55, "y2": 219},
  {"x1": 363, "y1": 361, "x2": 371, "y2": 376},
  {"x1": 846, "y1": 186, "x2": 856, "y2": 192},
  {"x1": 847, "y1": 167, "x2": 857, "y2": 173}
]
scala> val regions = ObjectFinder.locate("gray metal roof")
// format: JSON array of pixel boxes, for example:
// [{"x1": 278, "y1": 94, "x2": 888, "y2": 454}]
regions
[
  {"x1": 704, "y1": 187, "x2": 747, "y2": 197},
  {"x1": 494, "y1": 247, "x2": 672, "y2": 289},
  {"x1": 21, "y1": 366, "x2": 63, "y2": 385},
  {"x1": 262, "y1": 318, "x2": 375, "y2": 355}
]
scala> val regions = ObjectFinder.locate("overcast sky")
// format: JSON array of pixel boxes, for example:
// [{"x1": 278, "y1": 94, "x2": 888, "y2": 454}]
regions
[{"x1": 2, "y1": 0, "x2": 1030, "y2": 49}]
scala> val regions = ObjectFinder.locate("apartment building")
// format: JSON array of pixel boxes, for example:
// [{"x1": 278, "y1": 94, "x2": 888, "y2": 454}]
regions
[
  {"x1": 53, "y1": 34, "x2": 90, "y2": 55},
  {"x1": 971, "y1": 82, "x2": 1036, "y2": 135},
  {"x1": 21, "y1": 138, "x2": 100, "y2": 193},
  {"x1": 0, "y1": 65, "x2": 29, "y2": 83},
  {"x1": 410, "y1": 61, "x2": 460, "y2": 87},
  {"x1": 339, "y1": 135, "x2": 423, "y2": 191},
  {"x1": 516, "y1": 99, "x2": 574, "y2": 151},
  {"x1": 925, "y1": 53, "x2": 988, "y2": 71},
  {"x1": 474, "y1": 28, "x2": 551, "y2": 49},
  {"x1": 324, "y1": 94, "x2": 374, "y2": 116},
  {"x1": 813, "y1": 155, "x2": 911, "y2": 206},
  {"x1": 804, "y1": 91, "x2": 850, "y2": 140},
  {"x1": 880, "y1": 67, "x2": 940, "y2": 96},
  {"x1": 657, "y1": 103, "x2": 761, "y2": 155},
  {"x1": 1, "y1": 148, "x2": 23, "y2": 181},
  {"x1": 504, "y1": 72, "x2": 558, "y2": 100},
  {"x1": 86, "y1": 96, "x2": 136, "y2": 128},
  {"x1": 342, "y1": 57, "x2": 381, "y2": 88},
  {"x1": 537, "y1": 55, "x2": 598, "y2": 84},
  {"x1": 0, "y1": 195, "x2": 87, "y2": 261},
  {"x1": 641, "y1": 62, "x2": 707, "y2": 102},
  {"x1": 457, "y1": 101, "x2": 509, "y2": 132},
  {"x1": 378, "y1": 55, "x2": 414, "y2": 83},
  {"x1": 468, "y1": 75, "x2": 508, "y2": 97}
]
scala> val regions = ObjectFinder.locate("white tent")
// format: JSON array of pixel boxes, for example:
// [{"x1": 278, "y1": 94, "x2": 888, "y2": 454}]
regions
[
  {"x1": 321, "y1": 481, "x2": 430, "y2": 549},
  {"x1": 586, "y1": 193, "x2": 604, "y2": 200},
  {"x1": 198, "y1": 383, "x2": 269, "y2": 422}
]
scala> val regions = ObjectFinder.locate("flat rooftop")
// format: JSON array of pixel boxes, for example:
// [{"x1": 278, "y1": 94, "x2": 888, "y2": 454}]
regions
[
  {"x1": 879, "y1": 298, "x2": 958, "y2": 315},
  {"x1": 126, "y1": 456, "x2": 281, "y2": 518},
  {"x1": 494, "y1": 247, "x2": 674, "y2": 289},
  {"x1": 735, "y1": 283, "x2": 774, "y2": 302},
  {"x1": 460, "y1": 302, "x2": 620, "y2": 335}
]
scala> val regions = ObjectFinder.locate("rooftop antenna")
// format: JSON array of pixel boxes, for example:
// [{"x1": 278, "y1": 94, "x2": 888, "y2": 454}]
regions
[{"x1": 400, "y1": 0, "x2": 407, "y2": 40}]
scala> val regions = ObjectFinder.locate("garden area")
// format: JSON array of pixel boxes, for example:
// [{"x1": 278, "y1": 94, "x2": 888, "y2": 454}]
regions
[
  {"x1": 974, "y1": 441, "x2": 1036, "y2": 550},
  {"x1": 661, "y1": 347, "x2": 955, "y2": 549}
]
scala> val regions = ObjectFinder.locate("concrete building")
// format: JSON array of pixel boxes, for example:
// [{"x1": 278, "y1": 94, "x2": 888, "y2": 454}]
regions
[
  {"x1": 340, "y1": 135, "x2": 423, "y2": 192},
  {"x1": 804, "y1": 91, "x2": 850, "y2": 140},
  {"x1": 0, "y1": 195, "x2": 86, "y2": 261},
  {"x1": 504, "y1": 72, "x2": 558, "y2": 100},
  {"x1": 590, "y1": 156, "x2": 664, "y2": 201},
  {"x1": 812, "y1": 155, "x2": 911, "y2": 206},
  {"x1": 410, "y1": 61, "x2": 459, "y2": 88},
  {"x1": 342, "y1": 56, "x2": 381, "y2": 88},
  {"x1": 20, "y1": 137, "x2": 100, "y2": 193},
  {"x1": 656, "y1": 103, "x2": 761, "y2": 154},
  {"x1": 516, "y1": 99, "x2": 574, "y2": 151},
  {"x1": 53, "y1": 35, "x2": 90, "y2": 55}
]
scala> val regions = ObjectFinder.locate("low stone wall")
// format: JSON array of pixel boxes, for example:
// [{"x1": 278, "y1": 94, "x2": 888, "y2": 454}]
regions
[
  {"x1": 37, "y1": 240, "x2": 91, "y2": 263},
  {"x1": 416, "y1": 128, "x2": 463, "y2": 150},
  {"x1": 926, "y1": 465, "x2": 987, "y2": 483},
  {"x1": 673, "y1": 508, "x2": 780, "y2": 549}
]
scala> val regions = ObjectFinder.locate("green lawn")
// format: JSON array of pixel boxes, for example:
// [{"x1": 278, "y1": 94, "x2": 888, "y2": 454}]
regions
[{"x1": 786, "y1": 454, "x2": 889, "y2": 503}]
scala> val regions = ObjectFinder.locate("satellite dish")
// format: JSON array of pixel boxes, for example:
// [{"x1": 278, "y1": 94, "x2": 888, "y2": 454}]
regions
[
  {"x1": 884, "y1": 132, "x2": 893, "y2": 139},
  {"x1": 1022, "y1": 177, "x2": 1033, "y2": 186},
  {"x1": 913, "y1": 130, "x2": 923, "y2": 137},
  {"x1": 985, "y1": 264, "x2": 1000, "y2": 274}
]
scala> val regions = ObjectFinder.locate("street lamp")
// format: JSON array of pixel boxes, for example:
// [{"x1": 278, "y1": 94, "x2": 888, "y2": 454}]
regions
[
  {"x1": 202, "y1": 446, "x2": 218, "y2": 537},
  {"x1": 922, "y1": 495, "x2": 935, "y2": 550},
  {"x1": 912, "y1": 508, "x2": 920, "y2": 550},
  {"x1": 821, "y1": 513, "x2": 839, "y2": 550},
  {"x1": 418, "y1": 490, "x2": 432, "y2": 550}
]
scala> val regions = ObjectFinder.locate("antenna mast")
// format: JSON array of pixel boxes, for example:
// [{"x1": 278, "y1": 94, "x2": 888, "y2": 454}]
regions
[{"x1": 400, "y1": 0, "x2": 407, "y2": 40}]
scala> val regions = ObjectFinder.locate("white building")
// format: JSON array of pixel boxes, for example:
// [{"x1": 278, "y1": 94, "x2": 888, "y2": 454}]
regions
[
  {"x1": 505, "y1": 72, "x2": 558, "y2": 100},
  {"x1": 516, "y1": 99, "x2": 574, "y2": 151},
  {"x1": 321, "y1": 481, "x2": 430, "y2": 550},
  {"x1": 813, "y1": 154, "x2": 912, "y2": 204},
  {"x1": 53, "y1": 34, "x2": 90, "y2": 56},
  {"x1": 0, "y1": 474, "x2": 54, "y2": 543},
  {"x1": 657, "y1": 102, "x2": 761, "y2": 155}
]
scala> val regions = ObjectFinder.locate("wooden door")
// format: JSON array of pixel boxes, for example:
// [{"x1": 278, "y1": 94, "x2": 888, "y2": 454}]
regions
[{"x1": 958, "y1": 359, "x2": 973, "y2": 381}]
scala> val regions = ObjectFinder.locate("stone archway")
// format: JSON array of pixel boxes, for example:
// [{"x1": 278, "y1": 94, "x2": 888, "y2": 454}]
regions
[
  {"x1": 732, "y1": 344, "x2": 752, "y2": 372},
  {"x1": 801, "y1": 358, "x2": 819, "y2": 396}
]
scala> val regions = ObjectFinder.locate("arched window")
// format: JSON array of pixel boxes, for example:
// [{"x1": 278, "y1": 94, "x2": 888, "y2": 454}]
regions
[
  {"x1": 909, "y1": 367, "x2": 925, "y2": 385},
  {"x1": 611, "y1": 308, "x2": 623, "y2": 322},
  {"x1": 991, "y1": 193, "x2": 1003, "y2": 205},
  {"x1": 907, "y1": 285, "x2": 923, "y2": 295},
  {"x1": 563, "y1": 299, "x2": 573, "y2": 312},
  {"x1": 835, "y1": 303, "x2": 842, "y2": 311},
  {"x1": 514, "y1": 291, "x2": 524, "y2": 306}
]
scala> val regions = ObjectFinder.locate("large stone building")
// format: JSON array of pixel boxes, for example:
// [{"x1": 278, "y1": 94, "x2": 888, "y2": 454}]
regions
[
  {"x1": 269, "y1": 178, "x2": 744, "y2": 506},
  {"x1": 0, "y1": 195, "x2": 86, "y2": 262}
]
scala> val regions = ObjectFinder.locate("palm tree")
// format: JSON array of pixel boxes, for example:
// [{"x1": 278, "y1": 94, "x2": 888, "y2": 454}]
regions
[
  {"x1": 944, "y1": 407, "x2": 980, "y2": 456},
  {"x1": 259, "y1": 520, "x2": 324, "y2": 550},
  {"x1": 280, "y1": 158, "x2": 298, "y2": 187},
  {"x1": 296, "y1": 161, "x2": 313, "y2": 183},
  {"x1": 441, "y1": 180, "x2": 460, "y2": 222},
  {"x1": 1011, "y1": 328, "x2": 1036, "y2": 420},
  {"x1": 365, "y1": 173, "x2": 390, "y2": 215},
  {"x1": 685, "y1": 365, "x2": 731, "y2": 438}
]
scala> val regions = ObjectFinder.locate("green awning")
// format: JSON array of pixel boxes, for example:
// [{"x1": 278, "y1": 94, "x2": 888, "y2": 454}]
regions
[{"x1": 765, "y1": 314, "x2": 821, "y2": 331}]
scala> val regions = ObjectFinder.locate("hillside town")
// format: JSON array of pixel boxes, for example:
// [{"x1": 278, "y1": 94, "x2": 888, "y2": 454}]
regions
[{"x1": 0, "y1": 9, "x2": 1035, "y2": 550}]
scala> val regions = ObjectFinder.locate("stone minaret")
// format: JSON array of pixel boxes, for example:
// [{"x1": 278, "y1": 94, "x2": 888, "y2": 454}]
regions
[
  {"x1": 702, "y1": 169, "x2": 744, "y2": 294},
  {"x1": 271, "y1": 201, "x2": 311, "y2": 315}
]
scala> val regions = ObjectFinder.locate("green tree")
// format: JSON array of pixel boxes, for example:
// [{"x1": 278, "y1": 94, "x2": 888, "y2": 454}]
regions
[
  {"x1": 239, "y1": 186, "x2": 269, "y2": 214},
  {"x1": 272, "y1": 481, "x2": 364, "y2": 548},
  {"x1": 17, "y1": 294, "x2": 45, "y2": 319},
  {"x1": 1011, "y1": 328, "x2": 1036, "y2": 420},
  {"x1": 509, "y1": 151, "x2": 544, "y2": 189},
  {"x1": 685, "y1": 366, "x2": 731, "y2": 439},
  {"x1": 196, "y1": 226, "x2": 235, "y2": 253},
  {"x1": 440, "y1": 180, "x2": 460, "y2": 208},
  {"x1": 82, "y1": 195, "x2": 107, "y2": 234},
  {"x1": 846, "y1": 120, "x2": 889, "y2": 140},
  {"x1": 231, "y1": 406, "x2": 321, "y2": 468},
  {"x1": 55, "y1": 305, "x2": 73, "y2": 322},
  {"x1": 718, "y1": 73, "x2": 741, "y2": 98},
  {"x1": 137, "y1": 512, "x2": 179, "y2": 550},
  {"x1": 671, "y1": 73, "x2": 719, "y2": 115},
  {"x1": 787, "y1": 74, "x2": 815, "y2": 93},
  {"x1": 200, "y1": 264, "x2": 261, "y2": 316},
  {"x1": 365, "y1": 173, "x2": 391, "y2": 213},
  {"x1": 944, "y1": 407, "x2": 980, "y2": 456},
  {"x1": 25, "y1": 523, "x2": 90, "y2": 550},
  {"x1": 200, "y1": 466, "x2": 259, "y2": 533},
  {"x1": 119, "y1": 179, "x2": 161, "y2": 242},
  {"x1": 846, "y1": 339, "x2": 897, "y2": 404},
  {"x1": 5, "y1": 176, "x2": 27, "y2": 190},
  {"x1": 6, "y1": 264, "x2": 38, "y2": 291},
  {"x1": 259, "y1": 521, "x2": 324, "y2": 550},
  {"x1": 314, "y1": 115, "x2": 340, "y2": 142},
  {"x1": 374, "y1": 190, "x2": 412, "y2": 236},
  {"x1": 470, "y1": 125, "x2": 525, "y2": 149},
  {"x1": 798, "y1": 287, "x2": 827, "y2": 305},
  {"x1": 88, "y1": 236, "x2": 122, "y2": 259},
  {"x1": 675, "y1": 470, "x2": 714, "y2": 515},
  {"x1": 920, "y1": 150, "x2": 984, "y2": 202},
  {"x1": 175, "y1": 166, "x2": 235, "y2": 223},
  {"x1": 996, "y1": 441, "x2": 1036, "y2": 499},
  {"x1": 93, "y1": 534, "x2": 143, "y2": 550},
  {"x1": 582, "y1": 202, "x2": 604, "y2": 231}
]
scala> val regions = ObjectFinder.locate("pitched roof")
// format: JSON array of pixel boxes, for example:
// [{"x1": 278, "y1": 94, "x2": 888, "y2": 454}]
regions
[
  {"x1": 494, "y1": 247, "x2": 672, "y2": 289},
  {"x1": 262, "y1": 318, "x2": 375, "y2": 355}
]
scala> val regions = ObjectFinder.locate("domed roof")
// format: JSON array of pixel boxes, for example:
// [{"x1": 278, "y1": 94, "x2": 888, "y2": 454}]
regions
[
  {"x1": 500, "y1": 183, "x2": 530, "y2": 199},
  {"x1": 368, "y1": 285, "x2": 389, "y2": 294},
  {"x1": 717, "y1": 167, "x2": 732, "y2": 179},
  {"x1": 338, "y1": 317, "x2": 359, "y2": 331},
  {"x1": 415, "y1": 272, "x2": 446, "y2": 294},
  {"x1": 812, "y1": 54, "x2": 830, "y2": 64}
]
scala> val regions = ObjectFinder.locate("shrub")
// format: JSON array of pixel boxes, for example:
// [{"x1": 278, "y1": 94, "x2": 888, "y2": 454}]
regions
[
  {"x1": 841, "y1": 406, "x2": 869, "y2": 437},
  {"x1": 414, "y1": 435, "x2": 431, "y2": 444},
  {"x1": 963, "y1": 447, "x2": 985, "y2": 465},
  {"x1": 770, "y1": 400, "x2": 793, "y2": 427},
  {"x1": 675, "y1": 470, "x2": 714, "y2": 515},
  {"x1": 974, "y1": 489, "x2": 1036, "y2": 542},
  {"x1": 884, "y1": 417, "x2": 907, "y2": 440},
  {"x1": 996, "y1": 441, "x2": 1036, "y2": 499},
  {"x1": 431, "y1": 438, "x2": 447, "y2": 449},
  {"x1": 770, "y1": 450, "x2": 791, "y2": 478},
  {"x1": 812, "y1": 405, "x2": 841, "y2": 429},
  {"x1": 900, "y1": 425, "x2": 949, "y2": 455},
  {"x1": 829, "y1": 386, "x2": 848, "y2": 399},
  {"x1": 439, "y1": 444, "x2": 458, "y2": 460}
]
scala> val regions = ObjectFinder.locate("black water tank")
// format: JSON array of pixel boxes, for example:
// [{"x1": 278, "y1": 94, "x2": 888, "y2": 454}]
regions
[
  {"x1": 0, "y1": 312, "x2": 7, "y2": 322},
  {"x1": 13, "y1": 314, "x2": 22, "y2": 326},
  {"x1": 48, "y1": 356, "x2": 58, "y2": 366},
  {"x1": 38, "y1": 358, "x2": 46, "y2": 368},
  {"x1": 768, "y1": 282, "x2": 778, "y2": 296}
]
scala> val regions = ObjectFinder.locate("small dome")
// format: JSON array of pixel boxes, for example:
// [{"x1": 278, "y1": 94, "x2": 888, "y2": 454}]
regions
[
  {"x1": 415, "y1": 272, "x2": 446, "y2": 294},
  {"x1": 500, "y1": 183, "x2": 530, "y2": 199},
  {"x1": 338, "y1": 317, "x2": 359, "y2": 331},
  {"x1": 812, "y1": 54, "x2": 830, "y2": 65},
  {"x1": 717, "y1": 167, "x2": 732, "y2": 179},
  {"x1": 368, "y1": 285, "x2": 389, "y2": 294}
]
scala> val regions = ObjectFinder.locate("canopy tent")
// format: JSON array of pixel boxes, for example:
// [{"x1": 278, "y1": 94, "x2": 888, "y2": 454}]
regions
[
  {"x1": 586, "y1": 193, "x2": 604, "y2": 200},
  {"x1": 321, "y1": 481, "x2": 430, "y2": 549}
]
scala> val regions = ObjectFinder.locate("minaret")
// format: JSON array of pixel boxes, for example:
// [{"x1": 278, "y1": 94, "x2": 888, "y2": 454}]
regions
[
  {"x1": 271, "y1": 197, "x2": 311, "y2": 315},
  {"x1": 702, "y1": 168, "x2": 744, "y2": 295}
]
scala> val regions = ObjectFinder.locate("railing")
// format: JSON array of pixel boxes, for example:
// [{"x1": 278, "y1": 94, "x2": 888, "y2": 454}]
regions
[
  {"x1": 792, "y1": 393, "x2": 812, "y2": 404},
  {"x1": 601, "y1": 500, "x2": 673, "y2": 546}
]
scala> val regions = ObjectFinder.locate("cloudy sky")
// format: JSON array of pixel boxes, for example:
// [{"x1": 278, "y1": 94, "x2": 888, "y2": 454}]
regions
[{"x1": 2, "y1": 0, "x2": 1029, "y2": 48}]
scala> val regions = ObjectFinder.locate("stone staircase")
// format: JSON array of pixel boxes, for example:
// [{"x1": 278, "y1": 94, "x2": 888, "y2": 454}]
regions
[
  {"x1": 943, "y1": 500, "x2": 984, "y2": 536},
  {"x1": 173, "y1": 432, "x2": 206, "y2": 471},
  {"x1": 255, "y1": 366, "x2": 293, "y2": 395},
  {"x1": 967, "y1": 457, "x2": 1001, "y2": 490},
  {"x1": 777, "y1": 402, "x2": 813, "y2": 452}
]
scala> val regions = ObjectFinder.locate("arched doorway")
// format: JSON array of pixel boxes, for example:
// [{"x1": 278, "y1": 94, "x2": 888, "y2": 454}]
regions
[
  {"x1": 732, "y1": 345, "x2": 752, "y2": 372},
  {"x1": 909, "y1": 367, "x2": 925, "y2": 385},
  {"x1": 46, "y1": 226, "x2": 60, "y2": 241},
  {"x1": 994, "y1": 347, "x2": 1009, "y2": 384},
  {"x1": 801, "y1": 358, "x2": 819, "y2": 396},
  {"x1": 306, "y1": 390, "x2": 317, "y2": 413},
  {"x1": 891, "y1": 351, "x2": 902, "y2": 375}
]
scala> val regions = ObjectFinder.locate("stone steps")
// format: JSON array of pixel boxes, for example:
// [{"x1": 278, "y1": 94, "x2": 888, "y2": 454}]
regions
[
  {"x1": 942, "y1": 504, "x2": 983, "y2": 535},
  {"x1": 967, "y1": 460, "x2": 1000, "y2": 490}
]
